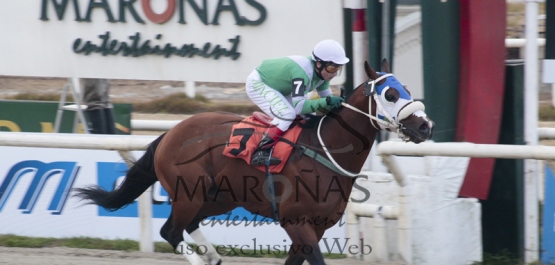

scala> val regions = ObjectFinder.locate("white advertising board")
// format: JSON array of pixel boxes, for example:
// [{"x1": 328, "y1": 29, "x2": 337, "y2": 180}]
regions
[
  {"x1": 0, "y1": 146, "x2": 350, "y2": 254},
  {"x1": 0, "y1": 0, "x2": 346, "y2": 84}
]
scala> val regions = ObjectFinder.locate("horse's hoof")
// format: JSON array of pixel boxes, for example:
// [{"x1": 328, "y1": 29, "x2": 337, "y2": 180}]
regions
[{"x1": 215, "y1": 259, "x2": 222, "y2": 265}]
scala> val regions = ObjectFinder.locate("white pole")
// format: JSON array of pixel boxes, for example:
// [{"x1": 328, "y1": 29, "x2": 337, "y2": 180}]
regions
[
  {"x1": 0, "y1": 132, "x2": 156, "y2": 150},
  {"x1": 131, "y1": 120, "x2": 181, "y2": 131},
  {"x1": 185, "y1": 81, "x2": 196, "y2": 98},
  {"x1": 118, "y1": 150, "x2": 153, "y2": 253},
  {"x1": 396, "y1": 186, "x2": 412, "y2": 263},
  {"x1": 524, "y1": 1, "x2": 540, "y2": 262},
  {"x1": 378, "y1": 141, "x2": 555, "y2": 160},
  {"x1": 346, "y1": 202, "x2": 398, "y2": 260},
  {"x1": 345, "y1": 204, "x2": 360, "y2": 259},
  {"x1": 352, "y1": 10, "x2": 368, "y2": 86},
  {"x1": 138, "y1": 187, "x2": 153, "y2": 252},
  {"x1": 381, "y1": 154, "x2": 411, "y2": 263},
  {"x1": 349, "y1": 203, "x2": 398, "y2": 219},
  {"x1": 373, "y1": 209, "x2": 388, "y2": 262},
  {"x1": 505, "y1": 38, "x2": 546, "y2": 48},
  {"x1": 343, "y1": 0, "x2": 367, "y2": 86},
  {"x1": 342, "y1": 2, "x2": 368, "y2": 258},
  {"x1": 536, "y1": 127, "x2": 555, "y2": 139}
]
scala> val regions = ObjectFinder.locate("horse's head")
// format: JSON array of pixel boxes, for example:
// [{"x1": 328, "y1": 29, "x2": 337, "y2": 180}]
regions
[{"x1": 352, "y1": 59, "x2": 434, "y2": 143}]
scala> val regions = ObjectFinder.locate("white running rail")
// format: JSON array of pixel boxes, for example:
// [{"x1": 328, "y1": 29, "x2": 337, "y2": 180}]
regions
[{"x1": 377, "y1": 141, "x2": 555, "y2": 264}]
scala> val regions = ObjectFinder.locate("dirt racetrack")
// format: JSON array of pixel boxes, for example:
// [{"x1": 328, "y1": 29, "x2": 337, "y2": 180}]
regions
[{"x1": 0, "y1": 246, "x2": 401, "y2": 265}]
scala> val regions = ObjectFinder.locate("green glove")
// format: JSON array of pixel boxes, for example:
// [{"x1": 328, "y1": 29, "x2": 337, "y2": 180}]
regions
[
  {"x1": 326, "y1": 96, "x2": 345, "y2": 108},
  {"x1": 299, "y1": 96, "x2": 345, "y2": 114}
]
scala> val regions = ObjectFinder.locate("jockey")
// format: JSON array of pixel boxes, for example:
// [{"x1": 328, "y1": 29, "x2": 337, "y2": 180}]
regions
[{"x1": 245, "y1": 39, "x2": 350, "y2": 167}]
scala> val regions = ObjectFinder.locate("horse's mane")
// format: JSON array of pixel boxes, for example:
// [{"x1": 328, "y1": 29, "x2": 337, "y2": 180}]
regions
[{"x1": 348, "y1": 79, "x2": 367, "y2": 100}]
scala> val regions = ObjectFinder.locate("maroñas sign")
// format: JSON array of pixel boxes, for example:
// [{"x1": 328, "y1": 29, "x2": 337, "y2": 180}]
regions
[{"x1": 0, "y1": 0, "x2": 345, "y2": 83}]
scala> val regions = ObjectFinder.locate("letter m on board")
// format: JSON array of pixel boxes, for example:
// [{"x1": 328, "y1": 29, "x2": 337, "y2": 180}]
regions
[{"x1": 0, "y1": 161, "x2": 79, "y2": 215}]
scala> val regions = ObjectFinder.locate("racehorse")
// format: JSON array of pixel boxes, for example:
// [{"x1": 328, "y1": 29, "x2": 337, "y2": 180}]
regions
[{"x1": 75, "y1": 59, "x2": 434, "y2": 265}]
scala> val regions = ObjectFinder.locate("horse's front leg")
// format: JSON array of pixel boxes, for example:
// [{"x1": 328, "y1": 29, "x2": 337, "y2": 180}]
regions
[{"x1": 283, "y1": 224, "x2": 326, "y2": 265}]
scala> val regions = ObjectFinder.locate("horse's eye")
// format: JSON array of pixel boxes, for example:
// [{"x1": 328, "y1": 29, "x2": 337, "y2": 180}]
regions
[
  {"x1": 385, "y1": 94, "x2": 394, "y2": 102},
  {"x1": 384, "y1": 89, "x2": 399, "y2": 103}
]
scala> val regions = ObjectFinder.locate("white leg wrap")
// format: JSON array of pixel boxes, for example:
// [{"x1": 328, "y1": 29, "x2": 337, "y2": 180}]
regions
[
  {"x1": 190, "y1": 229, "x2": 222, "y2": 265},
  {"x1": 177, "y1": 241, "x2": 205, "y2": 265}
]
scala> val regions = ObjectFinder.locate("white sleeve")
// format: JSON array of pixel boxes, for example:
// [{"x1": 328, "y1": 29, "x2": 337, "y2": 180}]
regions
[
  {"x1": 317, "y1": 88, "x2": 333, "y2": 98},
  {"x1": 292, "y1": 95, "x2": 306, "y2": 114}
]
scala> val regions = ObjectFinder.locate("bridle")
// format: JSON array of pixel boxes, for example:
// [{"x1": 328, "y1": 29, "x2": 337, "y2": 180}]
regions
[
  {"x1": 315, "y1": 73, "x2": 425, "y2": 177},
  {"x1": 361, "y1": 74, "x2": 426, "y2": 139},
  {"x1": 346, "y1": 74, "x2": 401, "y2": 130},
  {"x1": 343, "y1": 73, "x2": 426, "y2": 141}
]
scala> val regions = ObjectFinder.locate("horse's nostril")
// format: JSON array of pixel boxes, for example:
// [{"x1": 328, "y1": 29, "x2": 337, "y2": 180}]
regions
[
  {"x1": 421, "y1": 121, "x2": 435, "y2": 139},
  {"x1": 418, "y1": 123, "x2": 429, "y2": 133}
]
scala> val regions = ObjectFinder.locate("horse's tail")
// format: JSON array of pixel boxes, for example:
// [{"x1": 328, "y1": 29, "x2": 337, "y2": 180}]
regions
[{"x1": 74, "y1": 133, "x2": 166, "y2": 211}]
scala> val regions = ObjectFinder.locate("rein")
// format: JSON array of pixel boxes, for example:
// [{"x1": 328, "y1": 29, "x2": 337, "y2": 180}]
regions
[{"x1": 316, "y1": 117, "x2": 360, "y2": 177}]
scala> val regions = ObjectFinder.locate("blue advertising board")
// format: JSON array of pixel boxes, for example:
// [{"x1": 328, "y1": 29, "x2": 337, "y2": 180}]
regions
[{"x1": 542, "y1": 165, "x2": 555, "y2": 264}]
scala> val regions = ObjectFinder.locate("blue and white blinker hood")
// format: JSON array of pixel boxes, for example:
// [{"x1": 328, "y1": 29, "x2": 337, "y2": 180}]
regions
[{"x1": 363, "y1": 72, "x2": 426, "y2": 137}]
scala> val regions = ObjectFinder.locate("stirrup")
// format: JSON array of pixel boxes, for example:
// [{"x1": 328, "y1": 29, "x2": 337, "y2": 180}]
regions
[{"x1": 251, "y1": 149, "x2": 281, "y2": 167}]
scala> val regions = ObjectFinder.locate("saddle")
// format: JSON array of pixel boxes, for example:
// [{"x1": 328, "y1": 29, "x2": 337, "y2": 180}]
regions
[{"x1": 222, "y1": 112, "x2": 303, "y2": 173}]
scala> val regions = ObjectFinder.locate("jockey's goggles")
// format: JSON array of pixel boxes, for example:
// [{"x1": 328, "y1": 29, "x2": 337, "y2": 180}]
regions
[{"x1": 324, "y1": 63, "x2": 342, "y2": 73}]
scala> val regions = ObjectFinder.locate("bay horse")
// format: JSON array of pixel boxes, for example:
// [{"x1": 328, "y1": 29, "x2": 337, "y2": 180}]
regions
[{"x1": 75, "y1": 59, "x2": 434, "y2": 265}]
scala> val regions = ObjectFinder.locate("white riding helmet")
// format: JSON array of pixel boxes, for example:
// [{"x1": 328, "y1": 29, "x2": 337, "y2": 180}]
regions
[{"x1": 311, "y1": 39, "x2": 350, "y2": 65}]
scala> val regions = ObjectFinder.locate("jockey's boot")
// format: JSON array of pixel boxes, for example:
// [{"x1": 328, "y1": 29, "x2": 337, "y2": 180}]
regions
[{"x1": 251, "y1": 127, "x2": 284, "y2": 167}]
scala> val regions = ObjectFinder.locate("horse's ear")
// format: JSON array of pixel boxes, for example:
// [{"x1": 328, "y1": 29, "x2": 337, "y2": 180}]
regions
[
  {"x1": 364, "y1": 61, "x2": 379, "y2": 80},
  {"x1": 381, "y1": 58, "x2": 391, "y2": 73}
]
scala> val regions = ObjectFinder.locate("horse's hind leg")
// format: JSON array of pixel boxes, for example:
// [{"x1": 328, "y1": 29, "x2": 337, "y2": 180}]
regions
[
  {"x1": 161, "y1": 211, "x2": 222, "y2": 265},
  {"x1": 284, "y1": 225, "x2": 326, "y2": 265},
  {"x1": 160, "y1": 212, "x2": 174, "y2": 246},
  {"x1": 162, "y1": 199, "x2": 205, "y2": 265},
  {"x1": 186, "y1": 218, "x2": 222, "y2": 265}
]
